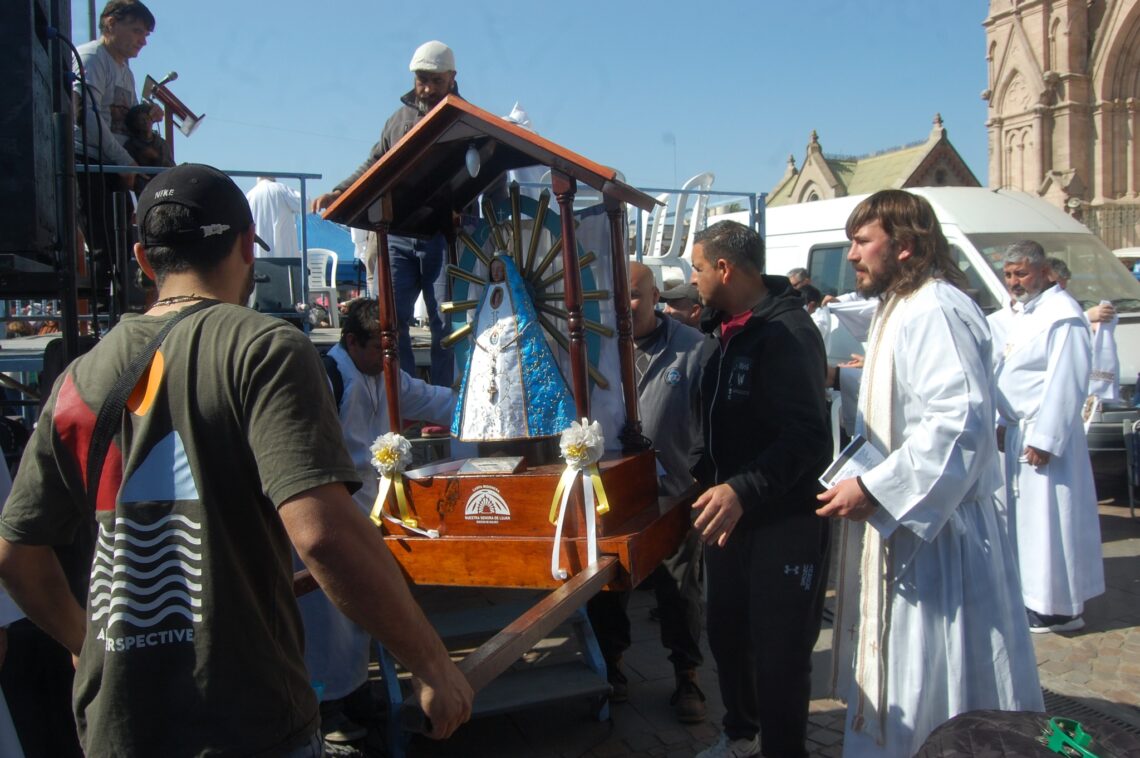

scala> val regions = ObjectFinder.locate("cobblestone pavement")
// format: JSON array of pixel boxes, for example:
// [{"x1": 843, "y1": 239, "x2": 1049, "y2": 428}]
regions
[{"x1": 399, "y1": 495, "x2": 1140, "y2": 757}]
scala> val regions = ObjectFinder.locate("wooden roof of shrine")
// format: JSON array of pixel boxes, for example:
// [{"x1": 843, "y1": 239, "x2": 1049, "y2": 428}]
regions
[{"x1": 322, "y1": 95, "x2": 657, "y2": 237}]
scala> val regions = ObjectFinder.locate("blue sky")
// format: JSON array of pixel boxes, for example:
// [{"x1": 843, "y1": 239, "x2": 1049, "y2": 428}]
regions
[{"x1": 70, "y1": 1, "x2": 990, "y2": 200}]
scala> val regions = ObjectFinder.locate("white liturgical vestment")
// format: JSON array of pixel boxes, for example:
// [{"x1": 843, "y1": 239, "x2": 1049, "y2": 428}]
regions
[
  {"x1": 246, "y1": 178, "x2": 301, "y2": 259},
  {"x1": 994, "y1": 284, "x2": 1104, "y2": 616},
  {"x1": 833, "y1": 279, "x2": 1042, "y2": 758}
]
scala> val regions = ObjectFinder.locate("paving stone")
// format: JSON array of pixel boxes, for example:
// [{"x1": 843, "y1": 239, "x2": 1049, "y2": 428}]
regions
[
  {"x1": 1041, "y1": 660, "x2": 1072, "y2": 674},
  {"x1": 622, "y1": 732, "x2": 662, "y2": 752},
  {"x1": 590, "y1": 739, "x2": 632, "y2": 757},
  {"x1": 1091, "y1": 660, "x2": 1120, "y2": 674},
  {"x1": 1062, "y1": 670, "x2": 1094, "y2": 684},
  {"x1": 654, "y1": 729, "x2": 690, "y2": 747},
  {"x1": 808, "y1": 726, "x2": 844, "y2": 747}
]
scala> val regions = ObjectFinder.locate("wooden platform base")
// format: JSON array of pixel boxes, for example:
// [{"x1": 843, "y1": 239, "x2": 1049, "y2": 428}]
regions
[{"x1": 385, "y1": 492, "x2": 691, "y2": 590}]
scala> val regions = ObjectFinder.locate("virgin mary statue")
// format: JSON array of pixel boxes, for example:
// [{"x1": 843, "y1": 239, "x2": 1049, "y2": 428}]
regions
[{"x1": 452, "y1": 253, "x2": 575, "y2": 442}]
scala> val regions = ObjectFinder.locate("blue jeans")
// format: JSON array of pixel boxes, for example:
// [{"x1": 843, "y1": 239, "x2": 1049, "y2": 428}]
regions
[{"x1": 388, "y1": 234, "x2": 453, "y2": 387}]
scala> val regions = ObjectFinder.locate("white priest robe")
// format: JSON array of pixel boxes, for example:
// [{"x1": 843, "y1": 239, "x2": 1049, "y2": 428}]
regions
[
  {"x1": 296, "y1": 343, "x2": 455, "y2": 700},
  {"x1": 986, "y1": 300, "x2": 1020, "y2": 371},
  {"x1": 245, "y1": 178, "x2": 301, "y2": 258},
  {"x1": 833, "y1": 280, "x2": 1042, "y2": 758},
  {"x1": 994, "y1": 285, "x2": 1104, "y2": 617}
]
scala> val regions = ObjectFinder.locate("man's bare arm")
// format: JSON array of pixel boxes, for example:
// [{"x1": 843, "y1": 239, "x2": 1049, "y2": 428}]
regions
[
  {"x1": 0, "y1": 540, "x2": 86, "y2": 655},
  {"x1": 279, "y1": 483, "x2": 473, "y2": 739}
]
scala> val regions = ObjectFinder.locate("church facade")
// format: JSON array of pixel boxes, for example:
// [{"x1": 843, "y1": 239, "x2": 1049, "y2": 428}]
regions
[{"x1": 984, "y1": 0, "x2": 1140, "y2": 247}]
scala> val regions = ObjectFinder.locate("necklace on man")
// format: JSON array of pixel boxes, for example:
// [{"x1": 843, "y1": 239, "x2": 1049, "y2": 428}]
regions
[{"x1": 150, "y1": 294, "x2": 204, "y2": 309}]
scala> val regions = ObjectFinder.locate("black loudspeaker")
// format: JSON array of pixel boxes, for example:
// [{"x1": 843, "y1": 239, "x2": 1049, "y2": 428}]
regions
[
  {"x1": 251, "y1": 257, "x2": 305, "y2": 328},
  {"x1": 0, "y1": 0, "x2": 57, "y2": 264}
]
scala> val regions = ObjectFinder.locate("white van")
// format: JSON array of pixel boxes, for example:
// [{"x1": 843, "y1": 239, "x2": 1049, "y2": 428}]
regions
[{"x1": 754, "y1": 187, "x2": 1140, "y2": 392}]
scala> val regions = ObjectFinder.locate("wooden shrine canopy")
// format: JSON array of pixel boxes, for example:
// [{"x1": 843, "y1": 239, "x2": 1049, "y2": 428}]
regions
[
  {"x1": 308, "y1": 97, "x2": 687, "y2": 730},
  {"x1": 322, "y1": 95, "x2": 657, "y2": 236},
  {"x1": 313, "y1": 93, "x2": 684, "y2": 593}
]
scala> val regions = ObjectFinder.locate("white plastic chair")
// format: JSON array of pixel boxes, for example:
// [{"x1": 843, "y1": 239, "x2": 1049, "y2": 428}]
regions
[
  {"x1": 306, "y1": 248, "x2": 340, "y2": 328},
  {"x1": 535, "y1": 168, "x2": 626, "y2": 210},
  {"x1": 639, "y1": 171, "x2": 715, "y2": 285}
]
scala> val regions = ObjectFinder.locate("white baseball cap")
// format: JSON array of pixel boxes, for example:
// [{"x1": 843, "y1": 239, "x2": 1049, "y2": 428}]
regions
[{"x1": 409, "y1": 41, "x2": 455, "y2": 73}]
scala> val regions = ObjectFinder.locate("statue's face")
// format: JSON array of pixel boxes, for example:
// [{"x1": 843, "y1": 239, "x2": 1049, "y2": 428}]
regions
[{"x1": 490, "y1": 259, "x2": 506, "y2": 283}]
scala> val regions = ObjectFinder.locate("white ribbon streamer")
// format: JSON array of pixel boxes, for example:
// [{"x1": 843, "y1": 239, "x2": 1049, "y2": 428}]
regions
[{"x1": 550, "y1": 419, "x2": 605, "y2": 580}]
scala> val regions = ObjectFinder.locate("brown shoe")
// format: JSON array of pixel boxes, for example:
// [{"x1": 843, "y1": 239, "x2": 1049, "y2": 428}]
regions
[{"x1": 671, "y1": 669, "x2": 707, "y2": 723}]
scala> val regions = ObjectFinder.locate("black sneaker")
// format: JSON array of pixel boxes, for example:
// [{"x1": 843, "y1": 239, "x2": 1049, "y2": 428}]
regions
[
  {"x1": 1027, "y1": 608, "x2": 1086, "y2": 634},
  {"x1": 1045, "y1": 614, "x2": 1085, "y2": 633},
  {"x1": 1027, "y1": 608, "x2": 1050, "y2": 633}
]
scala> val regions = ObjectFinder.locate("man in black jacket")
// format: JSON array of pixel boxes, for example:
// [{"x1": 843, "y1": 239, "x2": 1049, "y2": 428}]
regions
[
  {"x1": 689, "y1": 221, "x2": 832, "y2": 758},
  {"x1": 311, "y1": 41, "x2": 460, "y2": 387}
]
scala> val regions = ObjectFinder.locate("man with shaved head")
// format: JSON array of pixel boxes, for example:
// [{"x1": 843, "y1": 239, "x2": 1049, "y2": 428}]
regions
[{"x1": 587, "y1": 262, "x2": 713, "y2": 723}]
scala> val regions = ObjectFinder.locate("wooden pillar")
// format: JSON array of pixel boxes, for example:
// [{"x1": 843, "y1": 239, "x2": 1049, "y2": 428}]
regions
[
  {"x1": 552, "y1": 170, "x2": 589, "y2": 420},
  {"x1": 373, "y1": 196, "x2": 403, "y2": 432},
  {"x1": 605, "y1": 196, "x2": 646, "y2": 451}
]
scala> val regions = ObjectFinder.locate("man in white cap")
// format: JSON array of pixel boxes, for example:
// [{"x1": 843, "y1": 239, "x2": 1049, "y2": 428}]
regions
[{"x1": 312, "y1": 41, "x2": 460, "y2": 388}]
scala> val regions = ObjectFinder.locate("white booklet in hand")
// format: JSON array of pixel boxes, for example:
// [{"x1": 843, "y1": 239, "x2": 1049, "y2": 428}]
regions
[{"x1": 819, "y1": 434, "x2": 886, "y2": 490}]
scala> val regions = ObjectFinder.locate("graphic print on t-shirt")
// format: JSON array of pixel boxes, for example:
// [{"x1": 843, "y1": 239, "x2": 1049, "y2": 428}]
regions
[
  {"x1": 54, "y1": 349, "x2": 206, "y2": 653},
  {"x1": 91, "y1": 429, "x2": 204, "y2": 652}
]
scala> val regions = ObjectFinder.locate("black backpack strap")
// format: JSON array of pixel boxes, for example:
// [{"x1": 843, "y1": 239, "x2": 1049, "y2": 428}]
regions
[
  {"x1": 85, "y1": 300, "x2": 219, "y2": 511},
  {"x1": 321, "y1": 352, "x2": 345, "y2": 409}
]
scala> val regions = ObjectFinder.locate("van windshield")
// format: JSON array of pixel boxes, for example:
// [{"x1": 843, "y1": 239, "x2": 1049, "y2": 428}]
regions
[{"x1": 970, "y1": 233, "x2": 1140, "y2": 313}]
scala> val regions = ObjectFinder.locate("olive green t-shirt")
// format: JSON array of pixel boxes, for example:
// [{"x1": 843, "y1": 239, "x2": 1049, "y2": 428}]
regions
[{"x1": 0, "y1": 304, "x2": 360, "y2": 757}]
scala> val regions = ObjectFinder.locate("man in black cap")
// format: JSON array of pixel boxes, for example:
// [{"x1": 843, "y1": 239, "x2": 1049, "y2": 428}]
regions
[
  {"x1": 659, "y1": 281, "x2": 702, "y2": 328},
  {"x1": 0, "y1": 164, "x2": 471, "y2": 756}
]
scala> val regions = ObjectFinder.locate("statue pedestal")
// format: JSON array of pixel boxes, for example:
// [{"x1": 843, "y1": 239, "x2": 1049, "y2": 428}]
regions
[{"x1": 380, "y1": 451, "x2": 688, "y2": 589}]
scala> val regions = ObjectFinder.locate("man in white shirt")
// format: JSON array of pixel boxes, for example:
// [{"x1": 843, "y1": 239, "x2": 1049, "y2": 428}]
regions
[
  {"x1": 305, "y1": 298, "x2": 456, "y2": 745},
  {"x1": 995, "y1": 240, "x2": 1105, "y2": 634},
  {"x1": 817, "y1": 190, "x2": 1042, "y2": 758},
  {"x1": 246, "y1": 177, "x2": 302, "y2": 258},
  {"x1": 74, "y1": 0, "x2": 159, "y2": 266}
]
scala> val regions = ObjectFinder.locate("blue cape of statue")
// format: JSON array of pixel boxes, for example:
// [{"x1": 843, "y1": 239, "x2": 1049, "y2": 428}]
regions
[{"x1": 451, "y1": 254, "x2": 576, "y2": 440}]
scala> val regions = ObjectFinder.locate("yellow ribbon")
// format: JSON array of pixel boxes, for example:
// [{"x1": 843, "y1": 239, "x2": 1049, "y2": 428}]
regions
[
  {"x1": 588, "y1": 465, "x2": 610, "y2": 516},
  {"x1": 370, "y1": 473, "x2": 418, "y2": 529},
  {"x1": 548, "y1": 463, "x2": 609, "y2": 523}
]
